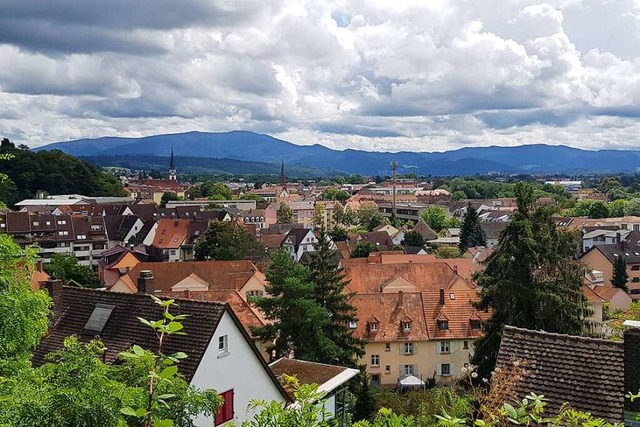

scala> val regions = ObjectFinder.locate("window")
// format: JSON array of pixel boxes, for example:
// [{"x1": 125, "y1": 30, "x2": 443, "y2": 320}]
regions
[
  {"x1": 633, "y1": 277, "x2": 640, "y2": 283},
  {"x1": 385, "y1": 343, "x2": 391, "y2": 352},
  {"x1": 439, "y1": 341, "x2": 450, "y2": 354},
  {"x1": 437, "y1": 320, "x2": 449, "y2": 330},
  {"x1": 632, "y1": 265, "x2": 640, "y2": 271},
  {"x1": 58, "y1": 220, "x2": 66, "y2": 225},
  {"x1": 348, "y1": 320, "x2": 357, "y2": 329},
  {"x1": 440, "y1": 363, "x2": 451, "y2": 376},
  {"x1": 402, "y1": 321, "x2": 412, "y2": 332},
  {"x1": 370, "y1": 354, "x2": 380, "y2": 367},
  {"x1": 470, "y1": 319, "x2": 481, "y2": 330},
  {"x1": 215, "y1": 389, "x2": 234, "y2": 425},
  {"x1": 46, "y1": 221, "x2": 51, "y2": 226},
  {"x1": 369, "y1": 322, "x2": 379, "y2": 332},
  {"x1": 58, "y1": 231, "x2": 69, "y2": 236},
  {"x1": 218, "y1": 335, "x2": 228, "y2": 355},
  {"x1": 463, "y1": 340, "x2": 469, "y2": 350},
  {"x1": 403, "y1": 342, "x2": 414, "y2": 355},
  {"x1": 246, "y1": 290, "x2": 264, "y2": 298},
  {"x1": 385, "y1": 365, "x2": 391, "y2": 374},
  {"x1": 33, "y1": 221, "x2": 39, "y2": 226},
  {"x1": 402, "y1": 365, "x2": 415, "y2": 376},
  {"x1": 371, "y1": 374, "x2": 381, "y2": 386}
]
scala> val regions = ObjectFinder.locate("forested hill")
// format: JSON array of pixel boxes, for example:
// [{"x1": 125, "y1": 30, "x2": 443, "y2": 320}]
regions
[{"x1": 0, "y1": 138, "x2": 125, "y2": 207}]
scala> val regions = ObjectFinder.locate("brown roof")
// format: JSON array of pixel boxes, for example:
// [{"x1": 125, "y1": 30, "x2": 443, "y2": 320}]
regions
[
  {"x1": 582, "y1": 284, "x2": 606, "y2": 303},
  {"x1": 270, "y1": 358, "x2": 352, "y2": 389},
  {"x1": 421, "y1": 288, "x2": 490, "y2": 340},
  {"x1": 34, "y1": 286, "x2": 226, "y2": 382},
  {"x1": 153, "y1": 218, "x2": 190, "y2": 248},
  {"x1": 497, "y1": 325, "x2": 624, "y2": 422},
  {"x1": 593, "y1": 286, "x2": 627, "y2": 301},
  {"x1": 123, "y1": 260, "x2": 261, "y2": 293},
  {"x1": 262, "y1": 233, "x2": 286, "y2": 250}
]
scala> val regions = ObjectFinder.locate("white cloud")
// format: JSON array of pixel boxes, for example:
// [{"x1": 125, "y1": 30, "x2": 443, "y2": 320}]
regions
[{"x1": 2, "y1": 0, "x2": 640, "y2": 152}]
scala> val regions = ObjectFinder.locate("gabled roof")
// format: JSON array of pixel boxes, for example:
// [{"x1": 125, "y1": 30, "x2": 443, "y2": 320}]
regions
[
  {"x1": 261, "y1": 233, "x2": 287, "y2": 250},
  {"x1": 122, "y1": 260, "x2": 261, "y2": 293},
  {"x1": 104, "y1": 215, "x2": 141, "y2": 241},
  {"x1": 34, "y1": 287, "x2": 226, "y2": 382},
  {"x1": 412, "y1": 218, "x2": 438, "y2": 241},
  {"x1": 496, "y1": 325, "x2": 624, "y2": 422},
  {"x1": 582, "y1": 243, "x2": 640, "y2": 264},
  {"x1": 358, "y1": 231, "x2": 393, "y2": 247},
  {"x1": 422, "y1": 288, "x2": 490, "y2": 340},
  {"x1": 153, "y1": 218, "x2": 190, "y2": 249},
  {"x1": 284, "y1": 228, "x2": 314, "y2": 249}
]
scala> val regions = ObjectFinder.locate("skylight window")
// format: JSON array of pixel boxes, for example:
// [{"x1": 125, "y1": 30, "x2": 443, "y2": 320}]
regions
[{"x1": 84, "y1": 303, "x2": 115, "y2": 335}]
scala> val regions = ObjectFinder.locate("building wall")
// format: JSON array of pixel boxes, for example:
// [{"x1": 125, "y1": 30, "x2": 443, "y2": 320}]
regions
[
  {"x1": 581, "y1": 250, "x2": 614, "y2": 288},
  {"x1": 239, "y1": 274, "x2": 267, "y2": 299},
  {"x1": 191, "y1": 311, "x2": 287, "y2": 426},
  {"x1": 361, "y1": 340, "x2": 474, "y2": 387}
]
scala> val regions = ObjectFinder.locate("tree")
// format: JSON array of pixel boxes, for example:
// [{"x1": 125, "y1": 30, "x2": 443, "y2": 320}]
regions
[
  {"x1": 277, "y1": 203, "x2": 294, "y2": 224},
  {"x1": 44, "y1": 253, "x2": 101, "y2": 288},
  {"x1": 308, "y1": 227, "x2": 365, "y2": 367},
  {"x1": 351, "y1": 369, "x2": 376, "y2": 422},
  {"x1": 458, "y1": 203, "x2": 487, "y2": 251},
  {"x1": 471, "y1": 183, "x2": 591, "y2": 379},
  {"x1": 420, "y1": 206, "x2": 448, "y2": 233},
  {"x1": 239, "y1": 193, "x2": 268, "y2": 209},
  {"x1": 366, "y1": 213, "x2": 388, "y2": 232},
  {"x1": 611, "y1": 255, "x2": 629, "y2": 292},
  {"x1": 588, "y1": 200, "x2": 609, "y2": 219},
  {"x1": 403, "y1": 230, "x2": 425, "y2": 248},
  {"x1": 207, "y1": 182, "x2": 233, "y2": 201},
  {"x1": 193, "y1": 220, "x2": 264, "y2": 261},
  {"x1": 357, "y1": 204, "x2": 380, "y2": 228},
  {"x1": 329, "y1": 227, "x2": 349, "y2": 242},
  {"x1": 0, "y1": 234, "x2": 50, "y2": 374},
  {"x1": 352, "y1": 240, "x2": 379, "y2": 258},
  {"x1": 322, "y1": 188, "x2": 350, "y2": 202},
  {"x1": 435, "y1": 245, "x2": 461, "y2": 258},
  {"x1": 609, "y1": 199, "x2": 627, "y2": 217},
  {"x1": 625, "y1": 198, "x2": 640, "y2": 216},
  {"x1": 313, "y1": 202, "x2": 325, "y2": 228},
  {"x1": 160, "y1": 191, "x2": 179, "y2": 208},
  {"x1": 252, "y1": 250, "x2": 329, "y2": 361}
]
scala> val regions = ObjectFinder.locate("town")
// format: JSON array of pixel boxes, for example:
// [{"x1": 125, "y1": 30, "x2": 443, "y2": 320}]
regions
[{"x1": 1, "y1": 139, "x2": 639, "y2": 426}]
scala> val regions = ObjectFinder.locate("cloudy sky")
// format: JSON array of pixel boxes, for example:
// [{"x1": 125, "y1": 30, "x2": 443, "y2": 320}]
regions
[{"x1": 2, "y1": 0, "x2": 640, "y2": 152}]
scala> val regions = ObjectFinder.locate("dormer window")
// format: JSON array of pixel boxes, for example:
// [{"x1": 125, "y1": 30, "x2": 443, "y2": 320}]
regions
[
  {"x1": 348, "y1": 320, "x2": 357, "y2": 329},
  {"x1": 437, "y1": 320, "x2": 449, "y2": 330},
  {"x1": 369, "y1": 322, "x2": 379, "y2": 332},
  {"x1": 470, "y1": 319, "x2": 481, "y2": 330},
  {"x1": 402, "y1": 321, "x2": 412, "y2": 332}
]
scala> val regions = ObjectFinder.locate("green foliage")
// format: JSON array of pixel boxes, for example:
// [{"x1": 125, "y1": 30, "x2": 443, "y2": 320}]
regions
[
  {"x1": 420, "y1": 206, "x2": 448, "y2": 233},
  {"x1": 609, "y1": 199, "x2": 627, "y2": 217},
  {"x1": 351, "y1": 369, "x2": 376, "y2": 422},
  {"x1": 471, "y1": 183, "x2": 591, "y2": 379},
  {"x1": 0, "y1": 141, "x2": 125, "y2": 206},
  {"x1": 160, "y1": 192, "x2": 180, "y2": 208},
  {"x1": 357, "y1": 205, "x2": 382, "y2": 230},
  {"x1": 193, "y1": 220, "x2": 264, "y2": 261},
  {"x1": 606, "y1": 300, "x2": 640, "y2": 339},
  {"x1": 44, "y1": 253, "x2": 101, "y2": 288},
  {"x1": 239, "y1": 376, "x2": 331, "y2": 427},
  {"x1": 330, "y1": 227, "x2": 349, "y2": 241},
  {"x1": 403, "y1": 230, "x2": 425, "y2": 248},
  {"x1": 459, "y1": 204, "x2": 487, "y2": 251},
  {"x1": 276, "y1": 203, "x2": 294, "y2": 224},
  {"x1": 239, "y1": 193, "x2": 268, "y2": 209},
  {"x1": 323, "y1": 188, "x2": 351, "y2": 202},
  {"x1": 252, "y1": 250, "x2": 329, "y2": 360},
  {"x1": 435, "y1": 246, "x2": 461, "y2": 259},
  {"x1": 611, "y1": 256, "x2": 629, "y2": 292},
  {"x1": 625, "y1": 198, "x2": 640, "y2": 216},
  {"x1": 308, "y1": 227, "x2": 365, "y2": 366},
  {"x1": 0, "y1": 234, "x2": 51, "y2": 374},
  {"x1": 352, "y1": 240, "x2": 379, "y2": 258},
  {"x1": 187, "y1": 182, "x2": 233, "y2": 201}
]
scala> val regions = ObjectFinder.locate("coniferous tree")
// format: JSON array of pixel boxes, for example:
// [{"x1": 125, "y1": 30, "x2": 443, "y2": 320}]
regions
[
  {"x1": 458, "y1": 203, "x2": 487, "y2": 251},
  {"x1": 308, "y1": 227, "x2": 366, "y2": 367},
  {"x1": 252, "y1": 250, "x2": 329, "y2": 361},
  {"x1": 611, "y1": 255, "x2": 629, "y2": 292},
  {"x1": 471, "y1": 183, "x2": 591, "y2": 379}
]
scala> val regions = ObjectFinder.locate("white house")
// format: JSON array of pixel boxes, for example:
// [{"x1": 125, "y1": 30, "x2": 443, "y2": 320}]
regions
[
  {"x1": 35, "y1": 282, "x2": 290, "y2": 426},
  {"x1": 282, "y1": 228, "x2": 318, "y2": 262}
]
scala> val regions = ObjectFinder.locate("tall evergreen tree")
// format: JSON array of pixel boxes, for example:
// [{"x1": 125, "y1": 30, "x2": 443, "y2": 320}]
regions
[
  {"x1": 252, "y1": 250, "x2": 329, "y2": 361},
  {"x1": 458, "y1": 203, "x2": 487, "y2": 251},
  {"x1": 611, "y1": 255, "x2": 629, "y2": 292},
  {"x1": 471, "y1": 183, "x2": 591, "y2": 379},
  {"x1": 308, "y1": 227, "x2": 366, "y2": 367}
]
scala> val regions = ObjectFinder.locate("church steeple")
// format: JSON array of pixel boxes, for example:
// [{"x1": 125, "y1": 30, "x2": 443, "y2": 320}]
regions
[
  {"x1": 279, "y1": 160, "x2": 287, "y2": 186},
  {"x1": 169, "y1": 147, "x2": 177, "y2": 181}
]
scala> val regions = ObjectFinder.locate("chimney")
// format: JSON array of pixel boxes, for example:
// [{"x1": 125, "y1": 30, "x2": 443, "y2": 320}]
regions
[
  {"x1": 624, "y1": 321, "x2": 640, "y2": 414},
  {"x1": 36, "y1": 260, "x2": 44, "y2": 273},
  {"x1": 397, "y1": 290, "x2": 403, "y2": 307},
  {"x1": 43, "y1": 279, "x2": 64, "y2": 323},
  {"x1": 137, "y1": 270, "x2": 154, "y2": 294},
  {"x1": 453, "y1": 264, "x2": 458, "y2": 274},
  {"x1": 439, "y1": 288, "x2": 445, "y2": 305}
]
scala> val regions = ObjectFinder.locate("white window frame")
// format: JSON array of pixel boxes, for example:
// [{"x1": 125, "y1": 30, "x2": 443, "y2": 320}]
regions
[
  {"x1": 217, "y1": 335, "x2": 229, "y2": 357},
  {"x1": 403, "y1": 342, "x2": 414, "y2": 355},
  {"x1": 370, "y1": 354, "x2": 380, "y2": 367}
]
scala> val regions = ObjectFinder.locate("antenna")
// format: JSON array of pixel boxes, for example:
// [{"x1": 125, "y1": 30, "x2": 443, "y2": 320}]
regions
[{"x1": 391, "y1": 160, "x2": 398, "y2": 223}]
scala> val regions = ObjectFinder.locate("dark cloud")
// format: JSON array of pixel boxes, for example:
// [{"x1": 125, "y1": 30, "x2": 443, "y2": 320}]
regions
[
  {"x1": 316, "y1": 123, "x2": 405, "y2": 137},
  {"x1": 475, "y1": 109, "x2": 583, "y2": 129}
]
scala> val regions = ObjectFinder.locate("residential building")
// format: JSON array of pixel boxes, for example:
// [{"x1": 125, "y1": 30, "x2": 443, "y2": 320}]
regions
[
  {"x1": 97, "y1": 245, "x2": 147, "y2": 288},
  {"x1": 282, "y1": 227, "x2": 317, "y2": 261},
  {"x1": 35, "y1": 283, "x2": 290, "y2": 426},
  {"x1": 496, "y1": 324, "x2": 640, "y2": 424},
  {"x1": 270, "y1": 359, "x2": 359, "y2": 427},
  {"x1": 580, "y1": 243, "x2": 640, "y2": 299},
  {"x1": 152, "y1": 218, "x2": 190, "y2": 261}
]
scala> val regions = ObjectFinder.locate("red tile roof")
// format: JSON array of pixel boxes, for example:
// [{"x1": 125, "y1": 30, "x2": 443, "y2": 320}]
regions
[{"x1": 153, "y1": 218, "x2": 190, "y2": 248}]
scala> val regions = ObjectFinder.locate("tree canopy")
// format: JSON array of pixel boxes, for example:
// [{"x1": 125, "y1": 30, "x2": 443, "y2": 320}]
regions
[
  {"x1": 420, "y1": 206, "x2": 448, "y2": 233},
  {"x1": 458, "y1": 204, "x2": 487, "y2": 251},
  {"x1": 44, "y1": 254, "x2": 101, "y2": 288},
  {"x1": 193, "y1": 220, "x2": 264, "y2": 261},
  {"x1": 276, "y1": 203, "x2": 294, "y2": 224}
]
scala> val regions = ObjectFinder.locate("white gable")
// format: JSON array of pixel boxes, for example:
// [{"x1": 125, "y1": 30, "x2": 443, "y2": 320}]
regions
[{"x1": 171, "y1": 273, "x2": 210, "y2": 291}]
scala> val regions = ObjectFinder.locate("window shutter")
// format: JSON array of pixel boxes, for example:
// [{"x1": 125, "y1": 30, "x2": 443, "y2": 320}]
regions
[
  {"x1": 436, "y1": 364, "x2": 442, "y2": 376},
  {"x1": 450, "y1": 341, "x2": 455, "y2": 353},
  {"x1": 436, "y1": 343, "x2": 441, "y2": 354},
  {"x1": 226, "y1": 390, "x2": 234, "y2": 421}
]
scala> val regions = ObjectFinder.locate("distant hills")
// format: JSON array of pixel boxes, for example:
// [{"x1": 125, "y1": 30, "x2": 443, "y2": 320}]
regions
[{"x1": 35, "y1": 130, "x2": 640, "y2": 176}]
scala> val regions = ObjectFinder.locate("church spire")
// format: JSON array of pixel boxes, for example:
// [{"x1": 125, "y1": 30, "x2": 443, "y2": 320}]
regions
[{"x1": 169, "y1": 147, "x2": 177, "y2": 181}]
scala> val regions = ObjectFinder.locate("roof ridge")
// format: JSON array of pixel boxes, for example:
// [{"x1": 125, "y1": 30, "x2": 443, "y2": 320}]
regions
[
  {"x1": 63, "y1": 286, "x2": 228, "y2": 307},
  {"x1": 271, "y1": 357, "x2": 350, "y2": 371},
  {"x1": 503, "y1": 325, "x2": 623, "y2": 346}
]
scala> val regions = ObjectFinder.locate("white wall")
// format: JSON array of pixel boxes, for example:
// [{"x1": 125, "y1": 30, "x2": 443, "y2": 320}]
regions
[{"x1": 191, "y1": 311, "x2": 287, "y2": 426}]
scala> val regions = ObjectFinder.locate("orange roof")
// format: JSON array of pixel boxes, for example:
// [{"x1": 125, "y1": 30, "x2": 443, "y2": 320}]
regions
[
  {"x1": 582, "y1": 285, "x2": 606, "y2": 303},
  {"x1": 153, "y1": 218, "x2": 190, "y2": 248},
  {"x1": 422, "y1": 288, "x2": 490, "y2": 340},
  {"x1": 123, "y1": 260, "x2": 261, "y2": 293},
  {"x1": 592, "y1": 286, "x2": 626, "y2": 301},
  {"x1": 359, "y1": 253, "x2": 475, "y2": 280},
  {"x1": 343, "y1": 259, "x2": 473, "y2": 294}
]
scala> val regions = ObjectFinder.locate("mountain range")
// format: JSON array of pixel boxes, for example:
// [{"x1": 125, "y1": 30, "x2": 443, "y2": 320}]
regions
[{"x1": 35, "y1": 131, "x2": 640, "y2": 176}]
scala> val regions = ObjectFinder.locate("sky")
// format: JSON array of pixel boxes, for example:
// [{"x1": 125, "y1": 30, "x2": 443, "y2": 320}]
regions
[{"x1": 2, "y1": 0, "x2": 640, "y2": 152}]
